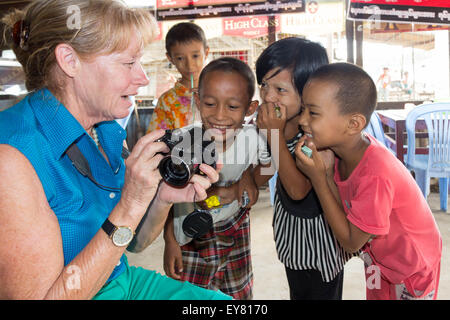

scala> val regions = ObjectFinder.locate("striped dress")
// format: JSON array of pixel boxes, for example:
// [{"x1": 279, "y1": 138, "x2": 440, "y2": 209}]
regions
[{"x1": 273, "y1": 131, "x2": 354, "y2": 283}]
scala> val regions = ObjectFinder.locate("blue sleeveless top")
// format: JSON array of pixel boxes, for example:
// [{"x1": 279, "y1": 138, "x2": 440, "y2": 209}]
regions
[{"x1": 0, "y1": 88, "x2": 127, "y2": 282}]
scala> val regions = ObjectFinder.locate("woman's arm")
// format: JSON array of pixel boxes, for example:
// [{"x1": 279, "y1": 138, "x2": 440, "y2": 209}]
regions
[
  {"x1": 0, "y1": 129, "x2": 211, "y2": 299},
  {"x1": 127, "y1": 190, "x2": 171, "y2": 253},
  {"x1": 128, "y1": 162, "x2": 220, "y2": 253},
  {"x1": 0, "y1": 145, "x2": 137, "y2": 299}
]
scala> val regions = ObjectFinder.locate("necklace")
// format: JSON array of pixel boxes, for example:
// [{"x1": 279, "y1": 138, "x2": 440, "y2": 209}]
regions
[{"x1": 91, "y1": 127, "x2": 100, "y2": 148}]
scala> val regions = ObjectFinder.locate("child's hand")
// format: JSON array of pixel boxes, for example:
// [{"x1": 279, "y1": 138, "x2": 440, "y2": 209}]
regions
[
  {"x1": 320, "y1": 148, "x2": 336, "y2": 179},
  {"x1": 294, "y1": 135, "x2": 329, "y2": 182},
  {"x1": 237, "y1": 169, "x2": 258, "y2": 208},
  {"x1": 196, "y1": 184, "x2": 235, "y2": 209},
  {"x1": 163, "y1": 239, "x2": 183, "y2": 280},
  {"x1": 256, "y1": 102, "x2": 287, "y2": 135}
]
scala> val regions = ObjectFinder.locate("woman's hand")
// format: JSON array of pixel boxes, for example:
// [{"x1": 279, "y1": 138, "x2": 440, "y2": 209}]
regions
[
  {"x1": 157, "y1": 163, "x2": 222, "y2": 205},
  {"x1": 119, "y1": 129, "x2": 169, "y2": 214}
]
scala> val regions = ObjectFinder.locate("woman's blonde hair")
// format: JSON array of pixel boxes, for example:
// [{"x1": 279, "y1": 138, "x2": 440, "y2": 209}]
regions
[{"x1": 2, "y1": 0, "x2": 156, "y2": 93}]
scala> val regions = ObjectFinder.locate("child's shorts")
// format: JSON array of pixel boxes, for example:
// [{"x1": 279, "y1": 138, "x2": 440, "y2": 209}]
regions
[
  {"x1": 93, "y1": 255, "x2": 232, "y2": 300},
  {"x1": 360, "y1": 251, "x2": 440, "y2": 300}
]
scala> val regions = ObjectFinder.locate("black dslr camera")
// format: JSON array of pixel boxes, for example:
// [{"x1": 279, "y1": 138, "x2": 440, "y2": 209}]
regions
[
  {"x1": 157, "y1": 126, "x2": 217, "y2": 187},
  {"x1": 157, "y1": 126, "x2": 217, "y2": 239}
]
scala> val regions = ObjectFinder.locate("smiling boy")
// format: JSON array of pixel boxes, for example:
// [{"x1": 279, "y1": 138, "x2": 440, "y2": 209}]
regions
[
  {"x1": 295, "y1": 62, "x2": 442, "y2": 300},
  {"x1": 163, "y1": 57, "x2": 271, "y2": 299},
  {"x1": 147, "y1": 22, "x2": 209, "y2": 131}
]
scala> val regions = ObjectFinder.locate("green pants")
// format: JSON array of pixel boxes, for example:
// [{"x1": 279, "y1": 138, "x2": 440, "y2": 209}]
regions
[{"x1": 93, "y1": 256, "x2": 232, "y2": 300}]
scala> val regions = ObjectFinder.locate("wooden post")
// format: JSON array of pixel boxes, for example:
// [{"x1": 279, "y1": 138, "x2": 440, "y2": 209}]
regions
[
  {"x1": 345, "y1": 0, "x2": 355, "y2": 63},
  {"x1": 355, "y1": 21, "x2": 363, "y2": 67},
  {"x1": 268, "y1": 15, "x2": 276, "y2": 45}
]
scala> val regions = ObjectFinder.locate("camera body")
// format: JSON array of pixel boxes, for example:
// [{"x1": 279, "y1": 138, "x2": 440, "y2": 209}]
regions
[
  {"x1": 157, "y1": 126, "x2": 217, "y2": 188},
  {"x1": 157, "y1": 126, "x2": 218, "y2": 239}
]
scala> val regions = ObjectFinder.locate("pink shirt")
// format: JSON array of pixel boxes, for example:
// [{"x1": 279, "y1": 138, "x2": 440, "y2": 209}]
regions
[{"x1": 334, "y1": 134, "x2": 442, "y2": 293}]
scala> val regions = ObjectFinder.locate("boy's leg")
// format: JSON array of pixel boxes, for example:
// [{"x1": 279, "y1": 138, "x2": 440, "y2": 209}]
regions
[
  {"x1": 363, "y1": 252, "x2": 441, "y2": 300},
  {"x1": 181, "y1": 209, "x2": 252, "y2": 300},
  {"x1": 219, "y1": 214, "x2": 253, "y2": 300},
  {"x1": 180, "y1": 236, "x2": 219, "y2": 290},
  {"x1": 391, "y1": 262, "x2": 441, "y2": 300}
]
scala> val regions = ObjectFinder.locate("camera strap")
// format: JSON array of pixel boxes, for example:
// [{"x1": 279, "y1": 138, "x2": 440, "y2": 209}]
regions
[{"x1": 66, "y1": 142, "x2": 129, "y2": 191}]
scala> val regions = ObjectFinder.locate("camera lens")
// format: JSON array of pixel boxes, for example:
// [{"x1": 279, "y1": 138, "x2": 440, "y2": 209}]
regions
[
  {"x1": 159, "y1": 156, "x2": 191, "y2": 187},
  {"x1": 169, "y1": 162, "x2": 186, "y2": 175}
]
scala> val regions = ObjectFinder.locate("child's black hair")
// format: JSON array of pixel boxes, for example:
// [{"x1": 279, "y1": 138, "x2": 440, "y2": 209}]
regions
[
  {"x1": 198, "y1": 57, "x2": 255, "y2": 103},
  {"x1": 308, "y1": 62, "x2": 377, "y2": 127},
  {"x1": 255, "y1": 37, "x2": 329, "y2": 96},
  {"x1": 165, "y1": 22, "x2": 208, "y2": 56}
]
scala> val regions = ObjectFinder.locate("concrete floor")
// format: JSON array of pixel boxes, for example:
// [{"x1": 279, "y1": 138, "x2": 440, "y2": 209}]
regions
[{"x1": 126, "y1": 188, "x2": 450, "y2": 300}]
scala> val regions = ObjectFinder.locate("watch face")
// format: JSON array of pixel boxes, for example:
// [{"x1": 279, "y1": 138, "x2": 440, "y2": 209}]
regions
[{"x1": 112, "y1": 227, "x2": 133, "y2": 246}]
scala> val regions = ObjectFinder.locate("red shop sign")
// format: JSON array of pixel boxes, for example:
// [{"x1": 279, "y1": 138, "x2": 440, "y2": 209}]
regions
[
  {"x1": 349, "y1": 1, "x2": 450, "y2": 8},
  {"x1": 222, "y1": 15, "x2": 281, "y2": 38},
  {"x1": 157, "y1": 0, "x2": 246, "y2": 9}
]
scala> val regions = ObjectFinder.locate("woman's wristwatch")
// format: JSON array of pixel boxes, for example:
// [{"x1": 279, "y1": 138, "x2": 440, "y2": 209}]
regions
[{"x1": 102, "y1": 218, "x2": 134, "y2": 247}]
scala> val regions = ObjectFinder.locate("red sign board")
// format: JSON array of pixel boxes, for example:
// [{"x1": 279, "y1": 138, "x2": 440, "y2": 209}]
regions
[
  {"x1": 157, "y1": 0, "x2": 246, "y2": 8},
  {"x1": 348, "y1": 0, "x2": 450, "y2": 25},
  {"x1": 350, "y1": 1, "x2": 449, "y2": 8},
  {"x1": 154, "y1": 22, "x2": 163, "y2": 41},
  {"x1": 156, "y1": 0, "x2": 305, "y2": 21},
  {"x1": 222, "y1": 15, "x2": 281, "y2": 38}
]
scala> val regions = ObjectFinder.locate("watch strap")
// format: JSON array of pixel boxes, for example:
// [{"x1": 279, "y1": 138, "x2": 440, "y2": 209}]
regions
[{"x1": 102, "y1": 218, "x2": 116, "y2": 237}]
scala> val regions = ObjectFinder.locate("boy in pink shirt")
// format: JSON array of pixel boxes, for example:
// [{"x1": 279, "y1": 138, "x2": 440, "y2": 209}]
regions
[{"x1": 294, "y1": 62, "x2": 442, "y2": 300}]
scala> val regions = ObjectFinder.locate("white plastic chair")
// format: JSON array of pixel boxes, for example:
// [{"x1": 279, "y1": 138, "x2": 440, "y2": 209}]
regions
[
  {"x1": 268, "y1": 172, "x2": 277, "y2": 206},
  {"x1": 365, "y1": 112, "x2": 387, "y2": 146},
  {"x1": 405, "y1": 102, "x2": 450, "y2": 212}
]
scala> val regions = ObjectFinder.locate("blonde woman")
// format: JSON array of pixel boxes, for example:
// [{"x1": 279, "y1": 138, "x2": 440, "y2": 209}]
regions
[{"x1": 0, "y1": 0, "x2": 230, "y2": 300}]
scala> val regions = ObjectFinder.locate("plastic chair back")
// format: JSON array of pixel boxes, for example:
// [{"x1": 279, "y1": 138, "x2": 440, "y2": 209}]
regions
[
  {"x1": 405, "y1": 102, "x2": 450, "y2": 211},
  {"x1": 406, "y1": 103, "x2": 450, "y2": 172},
  {"x1": 365, "y1": 112, "x2": 387, "y2": 146}
]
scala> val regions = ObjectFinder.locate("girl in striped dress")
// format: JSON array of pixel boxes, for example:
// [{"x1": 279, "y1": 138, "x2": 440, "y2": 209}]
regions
[{"x1": 253, "y1": 37, "x2": 354, "y2": 300}]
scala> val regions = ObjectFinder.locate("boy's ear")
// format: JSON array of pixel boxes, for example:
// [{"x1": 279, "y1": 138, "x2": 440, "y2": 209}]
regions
[
  {"x1": 166, "y1": 52, "x2": 173, "y2": 64},
  {"x1": 204, "y1": 46, "x2": 210, "y2": 59},
  {"x1": 194, "y1": 91, "x2": 201, "y2": 107},
  {"x1": 246, "y1": 100, "x2": 259, "y2": 117},
  {"x1": 54, "y1": 43, "x2": 80, "y2": 78},
  {"x1": 347, "y1": 113, "x2": 367, "y2": 135}
]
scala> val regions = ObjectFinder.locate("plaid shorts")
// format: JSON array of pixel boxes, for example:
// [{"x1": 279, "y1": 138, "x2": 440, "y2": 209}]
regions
[{"x1": 180, "y1": 208, "x2": 253, "y2": 300}]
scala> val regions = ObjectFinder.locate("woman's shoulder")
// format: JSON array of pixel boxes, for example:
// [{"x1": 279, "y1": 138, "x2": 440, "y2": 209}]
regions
[
  {"x1": 0, "y1": 94, "x2": 56, "y2": 183},
  {"x1": 0, "y1": 96, "x2": 39, "y2": 149}
]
